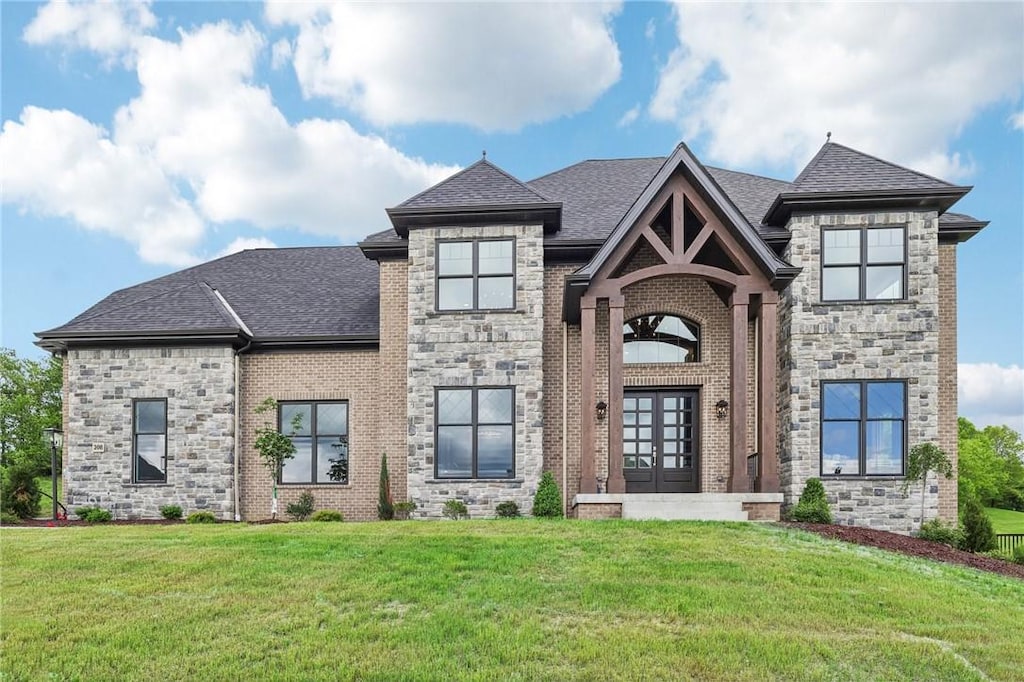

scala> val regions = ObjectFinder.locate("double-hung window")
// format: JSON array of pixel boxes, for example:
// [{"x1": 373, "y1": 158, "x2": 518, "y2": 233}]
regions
[
  {"x1": 821, "y1": 381, "x2": 906, "y2": 476},
  {"x1": 436, "y1": 239, "x2": 515, "y2": 311},
  {"x1": 436, "y1": 387, "x2": 514, "y2": 478},
  {"x1": 822, "y1": 226, "x2": 905, "y2": 301},
  {"x1": 279, "y1": 401, "x2": 349, "y2": 484},
  {"x1": 133, "y1": 399, "x2": 167, "y2": 483}
]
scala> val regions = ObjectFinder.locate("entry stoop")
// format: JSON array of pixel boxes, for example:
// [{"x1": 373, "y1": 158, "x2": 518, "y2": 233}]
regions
[{"x1": 572, "y1": 493, "x2": 783, "y2": 521}]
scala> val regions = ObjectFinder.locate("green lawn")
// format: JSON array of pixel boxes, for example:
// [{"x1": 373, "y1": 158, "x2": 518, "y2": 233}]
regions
[
  {"x1": 2, "y1": 521, "x2": 1022, "y2": 681},
  {"x1": 985, "y1": 507, "x2": 1024, "y2": 534}
]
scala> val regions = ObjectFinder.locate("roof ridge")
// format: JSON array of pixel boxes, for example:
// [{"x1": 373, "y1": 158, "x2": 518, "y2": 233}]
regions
[
  {"x1": 393, "y1": 159, "x2": 477, "y2": 208},
  {"x1": 826, "y1": 141, "x2": 955, "y2": 187},
  {"x1": 705, "y1": 165, "x2": 793, "y2": 186},
  {"x1": 479, "y1": 159, "x2": 553, "y2": 202},
  {"x1": 526, "y1": 156, "x2": 668, "y2": 184},
  {"x1": 198, "y1": 281, "x2": 245, "y2": 331},
  {"x1": 792, "y1": 142, "x2": 832, "y2": 186}
]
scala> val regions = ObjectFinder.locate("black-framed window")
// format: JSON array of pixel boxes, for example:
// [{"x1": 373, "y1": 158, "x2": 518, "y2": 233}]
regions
[
  {"x1": 623, "y1": 314, "x2": 700, "y2": 364},
  {"x1": 436, "y1": 239, "x2": 515, "y2": 311},
  {"x1": 821, "y1": 381, "x2": 906, "y2": 476},
  {"x1": 133, "y1": 398, "x2": 167, "y2": 483},
  {"x1": 279, "y1": 401, "x2": 349, "y2": 484},
  {"x1": 821, "y1": 226, "x2": 905, "y2": 301},
  {"x1": 436, "y1": 387, "x2": 514, "y2": 478}
]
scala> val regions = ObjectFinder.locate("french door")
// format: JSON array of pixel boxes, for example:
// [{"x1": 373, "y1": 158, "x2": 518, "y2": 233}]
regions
[{"x1": 622, "y1": 390, "x2": 699, "y2": 493}]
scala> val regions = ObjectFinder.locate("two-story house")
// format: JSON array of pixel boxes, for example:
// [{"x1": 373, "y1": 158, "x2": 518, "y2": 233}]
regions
[{"x1": 37, "y1": 140, "x2": 987, "y2": 531}]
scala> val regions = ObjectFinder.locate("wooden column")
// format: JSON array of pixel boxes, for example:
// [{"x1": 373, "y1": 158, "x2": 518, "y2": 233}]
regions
[
  {"x1": 758, "y1": 292, "x2": 779, "y2": 493},
  {"x1": 729, "y1": 290, "x2": 749, "y2": 493},
  {"x1": 579, "y1": 297, "x2": 598, "y2": 494},
  {"x1": 607, "y1": 295, "x2": 625, "y2": 494}
]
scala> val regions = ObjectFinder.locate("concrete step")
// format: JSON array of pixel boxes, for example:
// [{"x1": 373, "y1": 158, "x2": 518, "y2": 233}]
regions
[{"x1": 621, "y1": 499, "x2": 749, "y2": 521}]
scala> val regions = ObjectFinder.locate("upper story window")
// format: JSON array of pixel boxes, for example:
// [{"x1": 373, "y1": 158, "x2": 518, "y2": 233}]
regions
[
  {"x1": 279, "y1": 401, "x2": 349, "y2": 485},
  {"x1": 133, "y1": 398, "x2": 167, "y2": 483},
  {"x1": 623, "y1": 314, "x2": 700, "y2": 364},
  {"x1": 821, "y1": 381, "x2": 905, "y2": 477},
  {"x1": 436, "y1": 239, "x2": 515, "y2": 311},
  {"x1": 821, "y1": 226, "x2": 905, "y2": 302}
]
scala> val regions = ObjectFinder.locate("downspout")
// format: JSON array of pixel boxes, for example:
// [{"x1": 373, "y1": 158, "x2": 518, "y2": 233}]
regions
[
  {"x1": 562, "y1": 321, "x2": 568, "y2": 516},
  {"x1": 753, "y1": 314, "x2": 760, "y2": 488}
]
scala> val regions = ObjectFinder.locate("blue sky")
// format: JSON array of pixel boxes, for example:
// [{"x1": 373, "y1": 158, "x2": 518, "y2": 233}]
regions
[{"x1": 2, "y1": 1, "x2": 1022, "y2": 429}]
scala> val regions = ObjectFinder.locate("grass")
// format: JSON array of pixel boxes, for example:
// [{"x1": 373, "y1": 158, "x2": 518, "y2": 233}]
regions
[
  {"x1": 2, "y1": 521, "x2": 1022, "y2": 681},
  {"x1": 985, "y1": 507, "x2": 1024, "y2": 534}
]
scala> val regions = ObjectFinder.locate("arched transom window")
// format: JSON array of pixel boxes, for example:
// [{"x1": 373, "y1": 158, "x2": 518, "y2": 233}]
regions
[{"x1": 623, "y1": 314, "x2": 700, "y2": 364}]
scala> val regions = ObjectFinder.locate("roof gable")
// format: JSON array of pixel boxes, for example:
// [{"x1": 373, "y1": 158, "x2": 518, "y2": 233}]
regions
[
  {"x1": 396, "y1": 158, "x2": 551, "y2": 209},
  {"x1": 793, "y1": 142, "x2": 956, "y2": 193}
]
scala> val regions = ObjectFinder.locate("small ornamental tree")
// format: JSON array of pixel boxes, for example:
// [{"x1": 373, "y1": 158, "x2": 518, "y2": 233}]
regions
[
  {"x1": 789, "y1": 478, "x2": 832, "y2": 524},
  {"x1": 959, "y1": 496, "x2": 996, "y2": 553},
  {"x1": 253, "y1": 397, "x2": 300, "y2": 520},
  {"x1": 902, "y1": 442, "x2": 954, "y2": 531},
  {"x1": 532, "y1": 471, "x2": 563, "y2": 518},
  {"x1": 378, "y1": 453, "x2": 394, "y2": 520}
]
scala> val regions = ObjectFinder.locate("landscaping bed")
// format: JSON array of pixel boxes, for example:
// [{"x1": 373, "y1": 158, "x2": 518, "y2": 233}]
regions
[{"x1": 789, "y1": 522, "x2": 1024, "y2": 579}]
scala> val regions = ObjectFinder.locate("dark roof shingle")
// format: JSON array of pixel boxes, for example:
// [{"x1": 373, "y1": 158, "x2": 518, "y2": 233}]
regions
[
  {"x1": 793, "y1": 142, "x2": 956, "y2": 193},
  {"x1": 396, "y1": 158, "x2": 551, "y2": 209}
]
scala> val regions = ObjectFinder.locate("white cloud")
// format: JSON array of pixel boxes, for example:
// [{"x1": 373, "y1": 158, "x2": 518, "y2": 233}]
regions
[
  {"x1": 23, "y1": 0, "x2": 155, "y2": 63},
  {"x1": 617, "y1": 104, "x2": 640, "y2": 128},
  {"x1": 958, "y1": 363, "x2": 1024, "y2": 434},
  {"x1": 216, "y1": 236, "x2": 277, "y2": 258},
  {"x1": 0, "y1": 106, "x2": 204, "y2": 266},
  {"x1": 265, "y1": 1, "x2": 623, "y2": 131},
  {"x1": 270, "y1": 38, "x2": 292, "y2": 70},
  {"x1": 1011, "y1": 111, "x2": 1024, "y2": 130},
  {"x1": 3, "y1": 16, "x2": 458, "y2": 266},
  {"x1": 644, "y1": 18, "x2": 656, "y2": 41},
  {"x1": 651, "y1": 2, "x2": 1024, "y2": 179}
]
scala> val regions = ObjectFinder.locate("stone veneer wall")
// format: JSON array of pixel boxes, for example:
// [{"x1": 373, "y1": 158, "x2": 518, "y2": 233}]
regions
[
  {"x1": 238, "y1": 350, "x2": 383, "y2": 521},
  {"x1": 406, "y1": 224, "x2": 545, "y2": 518},
  {"x1": 779, "y1": 210, "x2": 941, "y2": 533},
  {"x1": 64, "y1": 346, "x2": 235, "y2": 519}
]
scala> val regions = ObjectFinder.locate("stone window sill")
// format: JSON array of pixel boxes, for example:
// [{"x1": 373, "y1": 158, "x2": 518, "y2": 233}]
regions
[
  {"x1": 425, "y1": 478, "x2": 524, "y2": 484},
  {"x1": 426, "y1": 310, "x2": 526, "y2": 319},
  {"x1": 819, "y1": 475, "x2": 906, "y2": 482},
  {"x1": 277, "y1": 482, "x2": 349, "y2": 487},
  {"x1": 810, "y1": 300, "x2": 914, "y2": 308},
  {"x1": 122, "y1": 483, "x2": 172, "y2": 488}
]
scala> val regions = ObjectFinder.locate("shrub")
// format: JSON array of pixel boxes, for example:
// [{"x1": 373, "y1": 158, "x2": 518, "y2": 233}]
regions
[
  {"x1": 378, "y1": 454, "x2": 394, "y2": 520},
  {"x1": 495, "y1": 501, "x2": 520, "y2": 518},
  {"x1": 186, "y1": 511, "x2": 217, "y2": 524},
  {"x1": 1, "y1": 463, "x2": 42, "y2": 519},
  {"x1": 788, "y1": 478, "x2": 832, "y2": 524},
  {"x1": 159, "y1": 505, "x2": 183, "y2": 520},
  {"x1": 958, "y1": 497, "x2": 995, "y2": 553},
  {"x1": 394, "y1": 501, "x2": 416, "y2": 519},
  {"x1": 442, "y1": 499, "x2": 469, "y2": 520},
  {"x1": 915, "y1": 518, "x2": 964, "y2": 548},
  {"x1": 310, "y1": 509, "x2": 343, "y2": 522},
  {"x1": 1013, "y1": 545, "x2": 1024, "y2": 566},
  {"x1": 286, "y1": 492, "x2": 315, "y2": 521},
  {"x1": 0, "y1": 511, "x2": 21, "y2": 525},
  {"x1": 981, "y1": 548, "x2": 1014, "y2": 562},
  {"x1": 75, "y1": 506, "x2": 112, "y2": 523},
  {"x1": 532, "y1": 471, "x2": 563, "y2": 518}
]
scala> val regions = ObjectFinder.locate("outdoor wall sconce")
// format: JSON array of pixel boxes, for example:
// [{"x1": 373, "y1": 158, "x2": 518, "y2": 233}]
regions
[
  {"x1": 596, "y1": 400, "x2": 608, "y2": 421},
  {"x1": 715, "y1": 400, "x2": 729, "y2": 420}
]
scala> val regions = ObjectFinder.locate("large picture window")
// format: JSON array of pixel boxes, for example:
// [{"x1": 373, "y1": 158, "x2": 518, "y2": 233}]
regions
[
  {"x1": 623, "y1": 314, "x2": 700, "y2": 364},
  {"x1": 133, "y1": 398, "x2": 167, "y2": 483},
  {"x1": 436, "y1": 387, "x2": 514, "y2": 478},
  {"x1": 821, "y1": 381, "x2": 906, "y2": 476},
  {"x1": 279, "y1": 401, "x2": 349, "y2": 484},
  {"x1": 821, "y1": 226, "x2": 905, "y2": 301},
  {"x1": 436, "y1": 239, "x2": 515, "y2": 311}
]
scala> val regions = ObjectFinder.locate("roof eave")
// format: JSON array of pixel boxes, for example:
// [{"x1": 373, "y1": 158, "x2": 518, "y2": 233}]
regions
[
  {"x1": 938, "y1": 220, "x2": 989, "y2": 243},
  {"x1": 249, "y1": 334, "x2": 380, "y2": 351},
  {"x1": 386, "y1": 202, "x2": 562, "y2": 236},
  {"x1": 34, "y1": 328, "x2": 248, "y2": 353},
  {"x1": 763, "y1": 187, "x2": 972, "y2": 226}
]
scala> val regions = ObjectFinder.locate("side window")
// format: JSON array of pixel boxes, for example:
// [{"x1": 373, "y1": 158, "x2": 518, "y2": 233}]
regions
[
  {"x1": 822, "y1": 227, "x2": 905, "y2": 302},
  {"x1": 279, "y1": 401, "x2": 349, "y2": 484},
  {"x1": 437, "y1": 239, "x2": 515, "y2": 311},
  {"x1": 436, "y1": 387, "x2": 515, "y2": 478},
  {"x1": 133, "y1": 399, "x2": 167, "y2": 483}
]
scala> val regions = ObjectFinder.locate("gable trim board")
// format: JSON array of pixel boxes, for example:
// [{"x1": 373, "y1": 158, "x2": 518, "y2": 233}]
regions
[{"x1": 37, "y1": 140, "x2": 986, "y2": 532}]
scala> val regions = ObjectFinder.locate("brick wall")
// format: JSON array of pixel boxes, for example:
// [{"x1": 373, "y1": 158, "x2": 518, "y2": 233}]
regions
[
  {"x1": 378, "y1": 259, "x2": 410, "y2": 508},
  {"x1": 238, "y1": 350, "x2": 381, "y2": 521},
  {"x1": 937, "y1": 244, "x2": 958, "y2": 521}
]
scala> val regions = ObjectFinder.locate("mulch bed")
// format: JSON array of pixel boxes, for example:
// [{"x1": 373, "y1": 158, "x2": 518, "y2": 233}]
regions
[
  {"x1": 787, "y1": 522, "x2": 1024, "y2": 580},
  {"x1": 11, "y1": 518, "x2": 184, "y2": 527}
]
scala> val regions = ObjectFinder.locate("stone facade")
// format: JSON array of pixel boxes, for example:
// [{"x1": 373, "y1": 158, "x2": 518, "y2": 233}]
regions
[
  {"x1": 64, "y1": 346, "x2": 235, "y2": 519},
  {"x1": 778, "y1": 211, "x2": 942, "y2": 533},
  {"x1": 406, "y1": 224, "x2": 546, "y2": 518}
]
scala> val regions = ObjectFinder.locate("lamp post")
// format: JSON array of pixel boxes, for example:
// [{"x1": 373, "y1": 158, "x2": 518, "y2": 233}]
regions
[{"x1": 43, "y1": 427, "x2": 63, "y2": 521}]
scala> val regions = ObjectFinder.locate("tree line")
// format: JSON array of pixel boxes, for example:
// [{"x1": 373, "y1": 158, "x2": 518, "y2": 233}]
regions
[{"x1": 958, "y1": 417, "x2": 1024, "y2": 512}]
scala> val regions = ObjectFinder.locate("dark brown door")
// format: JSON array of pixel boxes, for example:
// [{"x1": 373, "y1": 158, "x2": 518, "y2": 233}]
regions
[{"x1": 623, "y1": 390, "x2": 699, "y2": 493}]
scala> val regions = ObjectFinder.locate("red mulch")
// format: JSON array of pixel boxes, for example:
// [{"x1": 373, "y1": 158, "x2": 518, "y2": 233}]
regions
[{"x1": 787, "y1": 522, "x2": 1024, "y2": 580}]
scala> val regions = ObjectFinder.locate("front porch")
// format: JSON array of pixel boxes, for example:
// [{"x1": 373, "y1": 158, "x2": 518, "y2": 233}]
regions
[{"x1": 573, "y1": 492, "x2": 783, "y2": 521}]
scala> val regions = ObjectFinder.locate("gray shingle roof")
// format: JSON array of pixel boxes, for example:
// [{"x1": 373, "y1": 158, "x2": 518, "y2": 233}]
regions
[
  {"x1": 395, "y1": 158, "x2": 551, "y2": 209},
  {"x1": 793, "y1": 142, "x2": 955, "y2": 193},
  {"x1": 40, "y1": 247, "x2": 379, "y2": 340}
]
